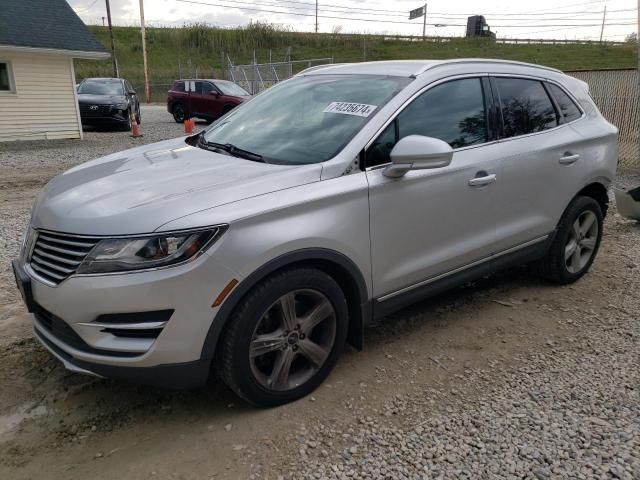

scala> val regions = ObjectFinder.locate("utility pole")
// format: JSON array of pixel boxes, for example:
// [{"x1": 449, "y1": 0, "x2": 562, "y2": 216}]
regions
[
  {"x1": 423, "y1": 3, "x2": 427, "y2": 39},
  {"x1": 102, "y1": 16, "x2": 105, "y2": 26},
  {"x1": 139, "y1": 0, "x2": 150, "y2": 103},
  {"x1": 105, "y1": 0, "x2": 118, "y2": 77},
  {"x1": 599, "y1": 5, "x2": 607, "y2": 43},
  {"x1": 315, "y1": 0, "x2": 318, "y2": 33}
]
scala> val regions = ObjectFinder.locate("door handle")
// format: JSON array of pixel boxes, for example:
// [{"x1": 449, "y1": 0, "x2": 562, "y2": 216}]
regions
[
  {"x1": 559, "y1": 153, "x2": 580, "y2": 165},
  {"x1": 468, "y1": 173, "x2": 497, "y2": 187}
]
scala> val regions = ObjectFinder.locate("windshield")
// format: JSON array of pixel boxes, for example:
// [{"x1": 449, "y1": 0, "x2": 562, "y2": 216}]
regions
[
  {"x1": 78, "y1": 80, "x2": 124, "y2": 95},
  {"x1": 215, "y1": 82, "x2": 250, "y2": 96},
  {"x1": 202, "y1": 75, "x2": 411, "y2": 165}
]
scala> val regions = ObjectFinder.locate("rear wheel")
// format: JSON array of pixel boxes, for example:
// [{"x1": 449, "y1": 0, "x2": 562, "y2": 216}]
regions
[
  {"x1": 537, "y1": 196, "x2": 603, "y2": 284},
  {"x1": 217, "y1": 268, "x2": 348, "y2": 407},
  {"x1": 135, "y1": 107, "x2": 141, "y2": 124},
  {"x1": 172, "y1": 103, "x2": 186, "y2": 123}
]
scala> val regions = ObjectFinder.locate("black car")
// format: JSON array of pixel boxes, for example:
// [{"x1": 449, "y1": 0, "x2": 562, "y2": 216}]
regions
[{"x1": 77, "y1": 78, "x2": 141, "y2": 130}]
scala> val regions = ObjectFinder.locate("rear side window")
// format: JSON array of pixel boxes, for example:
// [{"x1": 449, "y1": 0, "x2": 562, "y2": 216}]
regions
[
  {"x1": 548, "y1": 83, "x2": 582, "y2": 122},
  {"x1": 495, "y1": 78, "x2": 558, "y2": 138},
  {"x1": 173, "y1": 81, "x2": 185, "y2": 92}
]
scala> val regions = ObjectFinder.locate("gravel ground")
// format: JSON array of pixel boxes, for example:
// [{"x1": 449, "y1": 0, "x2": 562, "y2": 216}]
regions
[
  {"x1": 0, "y1": 106, "x2": 639, "y2": 479},
  {"x1": 280, "y1": 196, "x2": 640, "y2": 480},
  {"x1": 0, "y1": 105, "x2": 202, "y2": 305}
]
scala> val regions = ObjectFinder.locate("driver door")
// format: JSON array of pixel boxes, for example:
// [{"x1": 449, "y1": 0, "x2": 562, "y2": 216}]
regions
[{"x1": 367, "y1": 76, "x2": 501, "y2": 301}]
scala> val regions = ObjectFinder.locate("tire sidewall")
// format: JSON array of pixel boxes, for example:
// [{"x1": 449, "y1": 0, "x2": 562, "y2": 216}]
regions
[
  {"x1": 173, "y1": 103, "x2": 185, "y2": 123},
  {"x1": 226, "y1": 269, "x2": 348, "y2": 407},
  {"x1": 554, "y1": 196, "x2": 603, "y2": 282}
]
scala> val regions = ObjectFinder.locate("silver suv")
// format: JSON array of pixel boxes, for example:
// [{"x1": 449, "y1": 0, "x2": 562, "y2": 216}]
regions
[{"x1": 13, "y1": 60, "x2": 618, "y2": 406}]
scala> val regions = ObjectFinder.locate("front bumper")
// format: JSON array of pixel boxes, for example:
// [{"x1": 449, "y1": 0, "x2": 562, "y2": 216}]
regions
[
  {"x1": 33, "y1": 326, "x2": 211, "y2": 389},
  {"x1": 14, "y1": 245, "x2": 241, "y2": 388},
  {"x1": 79, "y1": 106, "x2": 130, "y2": 126}
]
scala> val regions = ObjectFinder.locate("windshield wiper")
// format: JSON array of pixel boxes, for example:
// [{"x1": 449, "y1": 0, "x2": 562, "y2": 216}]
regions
[{"x1": 198, "y1": 136, "x2": 266, "y2": 163}]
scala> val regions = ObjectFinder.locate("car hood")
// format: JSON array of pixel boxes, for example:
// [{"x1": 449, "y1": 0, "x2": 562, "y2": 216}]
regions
[
  {"x1": 78, "y1": 94, "x2": 127, "y2": 105},
  {"x1": 31, "y1": 137, "x2": 322, "y2": 235}
]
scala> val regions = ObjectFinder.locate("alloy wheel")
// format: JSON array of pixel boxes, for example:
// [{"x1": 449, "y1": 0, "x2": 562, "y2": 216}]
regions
[
  {"x1": 565, "y1": 210, "x2": 598, "y2": 274},
  {"x1": 249, "y1": 289, "x2": 336, "y2": 392}
]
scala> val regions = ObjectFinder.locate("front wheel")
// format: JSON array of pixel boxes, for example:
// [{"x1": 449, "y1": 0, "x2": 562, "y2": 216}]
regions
[
  {"x1": 537, "y1": 196, "x2": 603, "y2": 284},
  {"x1": 172, "y1": 103, "x2": 185, "y2": 123},
  {"x1": 121, "y1": 108, "x2": 132, "y2": 131},
  {"x1": 216, "y1": 268, "x2": 348, "y2": 407}
]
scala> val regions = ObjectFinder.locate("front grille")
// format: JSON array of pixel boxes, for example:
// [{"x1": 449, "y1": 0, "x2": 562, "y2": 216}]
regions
[
  {"x1": 79, "y1": 104, "x2": 113, "y2": 116},
  {"x1": 34, "y1": 304, "x2": 140, "y2": 358},
  {"x1": 29, "y1": 231, "x2": 100, "y2": 285}
]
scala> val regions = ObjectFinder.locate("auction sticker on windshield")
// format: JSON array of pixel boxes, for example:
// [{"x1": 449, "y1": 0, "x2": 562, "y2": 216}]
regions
[{"x1": 323, "y1": 102, "x2": 377, "y2": 117}]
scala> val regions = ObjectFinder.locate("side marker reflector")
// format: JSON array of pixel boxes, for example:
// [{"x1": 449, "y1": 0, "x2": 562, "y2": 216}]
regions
[{"x1": 212, "y1": 279, "x2": 238, "y2": 307}]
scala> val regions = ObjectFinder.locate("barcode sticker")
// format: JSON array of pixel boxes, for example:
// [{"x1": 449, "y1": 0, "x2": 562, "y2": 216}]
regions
[{"x1": 323, "y1": 102, "x2": 378, "y2": 117}]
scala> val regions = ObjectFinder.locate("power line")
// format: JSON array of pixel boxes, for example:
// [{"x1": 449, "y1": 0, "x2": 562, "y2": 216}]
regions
[
  {"x1": 73, "y1": 0, "x2": 100, "y2": 13},
  {"x1": 175, "y1": 0, "x2": 637, "y2": 27},
  {"x1": 169, "y1": 0, "x2": 635, "y2": 22}
]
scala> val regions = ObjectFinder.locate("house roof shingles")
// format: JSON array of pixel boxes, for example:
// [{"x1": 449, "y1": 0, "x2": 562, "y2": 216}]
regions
[{"x1": 0, "y1": 0, "x2": 107, "y2": 54}]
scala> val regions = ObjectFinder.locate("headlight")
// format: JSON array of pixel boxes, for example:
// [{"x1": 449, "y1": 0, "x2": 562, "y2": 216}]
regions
[
  {"x1": 114, "y1": 103, "x2": 129, "y2": 110},
  {"x1": 76, "y1": 227, "x2": 225, "y2": 274}
]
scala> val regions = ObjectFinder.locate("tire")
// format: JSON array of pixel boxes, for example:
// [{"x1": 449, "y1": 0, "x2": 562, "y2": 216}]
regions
[
  {"x1": 216, "y1": 267, "x2": 348, "y2": 407},
  {"x1": 135, "y1": 108, "x2": 141, "y2": 125},
  {"x1": 537, "y1": 196, "x2": 603, "y2": 284},
  {"x1": 222, "y1": 104, "x2": 235, "y2": 115},
  {"x1": 121, "y1": 109, "x2": 132, "y2": 131},
  {"x1": 172, "y1": 103, "x2": 186, "y2": 123}
]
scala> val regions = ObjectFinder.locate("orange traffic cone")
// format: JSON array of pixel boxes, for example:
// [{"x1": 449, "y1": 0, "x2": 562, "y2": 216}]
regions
[
  {"x1": 184, "y1": 118, "x2": 195, "y2": 135},
  {"x1": 130, "y1": 111, "x2": 143, "y2": 138}
]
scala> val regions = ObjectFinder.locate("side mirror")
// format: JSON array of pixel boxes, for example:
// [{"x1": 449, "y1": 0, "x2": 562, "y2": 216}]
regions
[
  {"x1": 128, "y1": 90, "x2": 136, "y2": 95},
  {"x1": 210, "y1": 91, "x2": 220, "y2": 97},
  {"x1": 383, "y1": 135, "x2": 453, "y2": 178}
]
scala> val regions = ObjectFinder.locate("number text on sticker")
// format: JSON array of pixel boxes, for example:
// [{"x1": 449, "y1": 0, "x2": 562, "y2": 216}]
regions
[{"x1": 323, "y1": 102, "x2": 378, "y2": 118}]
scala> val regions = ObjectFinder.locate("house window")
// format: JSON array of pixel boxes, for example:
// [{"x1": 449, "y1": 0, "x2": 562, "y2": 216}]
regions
[{"x1": 0, "y1": 62, "x2": 14, "y2": 92}]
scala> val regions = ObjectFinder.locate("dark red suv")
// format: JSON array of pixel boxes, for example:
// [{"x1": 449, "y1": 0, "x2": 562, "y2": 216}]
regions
[{"x1": 167, "y1": 79, "x2": 251, "y2": 123}]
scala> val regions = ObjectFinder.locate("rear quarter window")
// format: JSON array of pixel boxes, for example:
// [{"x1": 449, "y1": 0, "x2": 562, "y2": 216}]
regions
[{"x1": 548, "y1": 83, "x2": 582, "y2": 122}]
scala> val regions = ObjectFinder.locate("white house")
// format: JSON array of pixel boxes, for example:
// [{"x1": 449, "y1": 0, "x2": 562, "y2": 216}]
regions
[{"x1": 0, "y1": 0, "x2": 109, "y2": 142}]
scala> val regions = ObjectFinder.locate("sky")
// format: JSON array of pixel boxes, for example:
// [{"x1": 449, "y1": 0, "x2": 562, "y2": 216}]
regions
[{"x1": 68, "y1": 0, "x2": 638, "y2": 41}]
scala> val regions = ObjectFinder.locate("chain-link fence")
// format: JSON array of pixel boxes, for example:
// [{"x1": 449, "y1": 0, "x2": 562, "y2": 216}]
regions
[
  {"x1": 567, "y1": 69, "x2": 639, "y2": 171},
  {"x1": 228, "y1": 58, "x2": 333, "y2": 95}
]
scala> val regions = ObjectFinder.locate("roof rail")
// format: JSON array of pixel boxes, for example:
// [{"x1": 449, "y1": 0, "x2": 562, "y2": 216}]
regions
[
  {"x1": 296, "y1": 63, "x2": 349, "y2": 76},
  {"x1": 413, "y1": 58, "x2": 562, "y2": 76}
]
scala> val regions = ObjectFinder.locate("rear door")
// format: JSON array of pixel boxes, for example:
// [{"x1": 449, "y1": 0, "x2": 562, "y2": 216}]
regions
[{"x1": 490, "y1": 76, "x2": 586, "y2": 252}]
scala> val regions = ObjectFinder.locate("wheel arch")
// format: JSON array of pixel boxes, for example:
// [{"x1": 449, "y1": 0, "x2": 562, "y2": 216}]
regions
[
  {"x1": 222, "y1": 103, "x2": 236, "y2": 113},
  {"x1": 200, "y1": 248, "x2": 371, "y2": 364},
  {"x1": 576, "y1": 181, "x2": 609, "y2": 217}
]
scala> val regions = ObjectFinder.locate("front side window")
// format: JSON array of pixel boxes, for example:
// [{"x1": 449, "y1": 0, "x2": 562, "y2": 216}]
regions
[
  {"x1": 0, "y1": 62, "x2": 13, "y2": 91},
  {"x1": 495, "y1": 78, "x2": 558, "y2": 138},
  {"x1": 173, "y1": 81, "x2": 185, "y2": 92},
  {"x1": 367, "y1": 78, "x2": 488, "y2": 167},
  {"x1": 548, "y1": 83, "x2": 582, "y2": 122},
  {"x1": 202, "y1": 75, "x2": 411, "y2": 165},
  {"x1": 78, "y1": 79, "x2": 124, "y2": 95}
]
